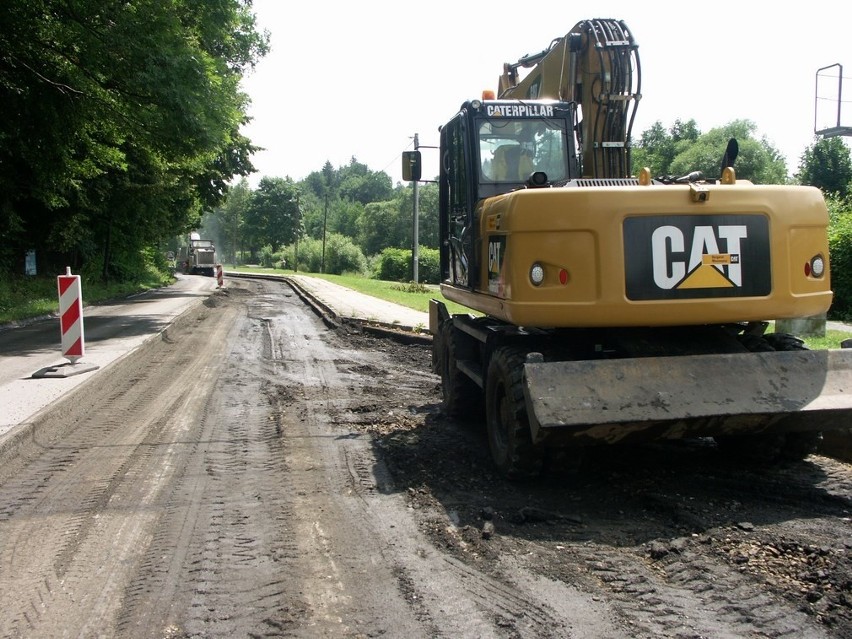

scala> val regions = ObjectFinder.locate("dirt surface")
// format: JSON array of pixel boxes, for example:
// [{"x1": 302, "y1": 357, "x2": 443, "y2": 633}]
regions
[{"x1": 0, "y1": 276, "x2": 850, "y2": 638}]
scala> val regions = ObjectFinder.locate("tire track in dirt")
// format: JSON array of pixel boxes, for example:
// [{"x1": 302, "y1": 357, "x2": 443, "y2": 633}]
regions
[
  {"x1": 0, "y1": 293, "x2": 238, "y2": 637},
  {"x1": 116, "y1": 289, "x2": 304, "y2": 637}
]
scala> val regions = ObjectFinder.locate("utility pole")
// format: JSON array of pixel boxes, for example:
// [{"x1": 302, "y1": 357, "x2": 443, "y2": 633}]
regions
[
  {"x1": 321, "y1": 191, "x2": 328, "y2": 273},
  {"x1": 412, "y1": 133, "x2": 420, "y2": 284},
  {"x1": 292, "y1": 192, "x2": 300, "y2": 272}
]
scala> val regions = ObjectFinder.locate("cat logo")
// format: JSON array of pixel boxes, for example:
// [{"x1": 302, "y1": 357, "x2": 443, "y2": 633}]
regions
[
  {"x1": 624, "y1": 215, "x2": 771, "y2": 301},
  {"x1": 651, "y1": 225, "x2": 746, "y2": 290},
  {"x1": 488, "y1": 236, "x2": 507, "y2": 295}
]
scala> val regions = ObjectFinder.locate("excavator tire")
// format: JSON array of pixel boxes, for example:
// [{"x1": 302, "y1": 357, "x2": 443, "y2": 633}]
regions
[
  {"x1": 715, "y1": 332, "x2": 821, "y2": 463},
  {"x1": 763, "y1": 332, "x2": 807, "y2": 352},
  {"x1": 485, "y1": 347, "x2": 543, "y2": 479},
  {"x1": 439, "y1": 321, "x2": 482, "y2": 419},
  {"x1": 780, "y1": 431, "x2": 823, "y2": 460}
]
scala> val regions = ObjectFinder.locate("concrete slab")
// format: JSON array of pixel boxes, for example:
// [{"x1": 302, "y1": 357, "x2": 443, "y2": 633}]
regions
[{"x1": 287, "y1": 275, "x2": 429, "y2": 331}]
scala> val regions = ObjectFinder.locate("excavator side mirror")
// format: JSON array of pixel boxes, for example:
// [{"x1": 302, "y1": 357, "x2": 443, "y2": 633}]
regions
[{"x1": 402, "y1": 151, "x2": 422, "y2": 182}]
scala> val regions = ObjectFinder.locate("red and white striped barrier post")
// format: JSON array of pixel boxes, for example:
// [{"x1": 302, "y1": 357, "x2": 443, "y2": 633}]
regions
[
  {"x1": 57, "y1": 267, "x2": 85, "y2": 363},
  {"x1": 216, "y1": 263, "x2": 224, "y2": 288},
  {"x1": 31, "y1": 267, "x2": 99, "y2": 378}
]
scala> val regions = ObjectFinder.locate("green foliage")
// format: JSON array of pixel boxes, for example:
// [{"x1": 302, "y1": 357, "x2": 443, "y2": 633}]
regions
[
  {"x1": 827, "y1": 196, "x2": 852, "y2": 321},
  {"x1": 418, "y1": 247, "x2": 441, "y2": 284},
  {"x1": 391, "y1": 282, "x2": 431, "y2": 294},
  {"x1": 277, "y1": 233, "x2": 367, "y2": 275},
  {"x1": 323, "y1": 233, "x2": 368, "y2": 275},
  {"x1": 293, "y1": 236, "x2": 323, "y2": 274},
  {"x1": 203, "y1": 178, "x2": 252, "y2": 265},
  {"x1": 396, "y1": 183, "x2": 440, "y2": 249},
  {"x1": 0, "y1": 276, "x2": 60, "y2": 324},
  {"x1": 374, "y1": 248, "x2": 411, "y2": 281},
  {"x1": 633, "y1": 119, "x2": 788, "y2": 183},
  {"x1": 358, "y1": 201, "x2": 409, "y2": 255},
  {"x1": 258, "y1": 244, "x2": 276, "y2": 268},
  {"x1": 244, "y1": 177, "x2": 299, "y2": 256},
  {"x1": 337, "y1": 158, "x2": 394, "y2": 205},
  {"x1": 0, "y1": 0, "x2": 268, "y2": 280},
  {"x1": 0, "y1": 257, "x2": 173, "y2": 325},
  {"x1": 373, "y1": 246, "x2": 440, "y2": 283},
  {"x1": 797, "y1": 137, "x2": 852, "y2": 198},
  {"x1": 632, "y1": 119, "x2": 699, "y2": 176}
]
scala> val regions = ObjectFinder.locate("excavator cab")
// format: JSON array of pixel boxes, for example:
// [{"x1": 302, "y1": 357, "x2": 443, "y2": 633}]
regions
[
  {"x1": 437, "y1": 99, "x2": 577, "y2": 291},
  {"x1": 479, "y1": 117, "x2": 572, "y2": 184}
]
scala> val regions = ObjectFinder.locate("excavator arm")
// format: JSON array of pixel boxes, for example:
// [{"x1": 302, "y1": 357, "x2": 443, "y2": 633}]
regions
[{"x1": 498, "y1": 18, "x2": 640, "y2": 179}]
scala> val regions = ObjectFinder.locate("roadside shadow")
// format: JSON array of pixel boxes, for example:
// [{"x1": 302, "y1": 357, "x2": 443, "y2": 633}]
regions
[{"x1": 0, "y1": 314, "x2": 180, "y2": 359}]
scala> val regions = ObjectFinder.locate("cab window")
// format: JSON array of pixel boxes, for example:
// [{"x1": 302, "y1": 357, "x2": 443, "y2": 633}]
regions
[{"x1": 479, "y1": 119, "x2": 568, "y2": 182}]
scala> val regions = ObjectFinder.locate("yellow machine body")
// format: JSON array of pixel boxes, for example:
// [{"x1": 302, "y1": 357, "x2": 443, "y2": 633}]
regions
[
  {"x1": 441, "y1": 181, "x2": 833, "y2": 328},
  {"x1": 415, "y1": 18, "x2": 851, "y2": 477}
]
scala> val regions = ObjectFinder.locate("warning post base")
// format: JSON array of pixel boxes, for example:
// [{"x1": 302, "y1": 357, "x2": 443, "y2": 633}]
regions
[{"x1": 32, "y1": 362, "x2": 101, "y2": 379}]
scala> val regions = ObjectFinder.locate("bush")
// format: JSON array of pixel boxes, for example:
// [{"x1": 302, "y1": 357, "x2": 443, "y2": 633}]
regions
[
  {"x1": 373, "y1": 246, "x2": 440, "y2": 283},
  {"x1": 324, "y1": 233, "x2": 368, "y2": 275},
  {"x1": 296, "y1": 237, "x2": 323, "y2": 273},
  {"x1": 374, "y1": 247, "x2": 410, "y2": 281},
  {"x1": 258, "y1": 244, "x2": 276, "y2": 268},
  {"x1": 277, "y1": 234, "x2": 367, "y2": 275},
  {"x1": 827, "y1": 197, "x2": 852, "y2": 321},
  {"x1": 418, "y1": 247, "x2": 440, "y2": 284}
]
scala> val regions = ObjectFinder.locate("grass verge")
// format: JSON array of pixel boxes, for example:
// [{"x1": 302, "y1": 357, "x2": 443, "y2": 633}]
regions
[{"x1": 0, "y1": 271, "x2": 174, "y2": 325}]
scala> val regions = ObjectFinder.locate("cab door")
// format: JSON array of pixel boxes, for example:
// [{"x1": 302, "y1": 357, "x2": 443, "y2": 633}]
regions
[{"x1": 439, "y1": 114, "x2": 477, "y2": 288}]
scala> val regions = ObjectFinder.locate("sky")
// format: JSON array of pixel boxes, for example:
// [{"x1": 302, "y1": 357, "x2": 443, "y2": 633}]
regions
[{"x1": 238, "y1": 0, "x2": 851, "y2": 187}]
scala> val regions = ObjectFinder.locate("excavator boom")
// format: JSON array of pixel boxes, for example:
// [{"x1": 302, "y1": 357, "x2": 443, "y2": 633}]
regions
[{"x1": 499, "y1": 18, "x2": 640, "y2": 178}]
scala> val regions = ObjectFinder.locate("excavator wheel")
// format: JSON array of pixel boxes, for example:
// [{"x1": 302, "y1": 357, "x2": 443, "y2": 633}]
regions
[
  {"x1": 762, "y1": 332, "x2": 807, "y2": 351},
  {"x1": 439, "y1": 321, "x2": 483, "y2": 419},
  {"x1": 780, "y1": 431, "x2": 823, "y2": 460},
  {"x1": 485, "y1": 347, "x2": 543, "y2": 479},
  {"x1": 716, "y1": 332, "x2": 820, "y2": 463}
]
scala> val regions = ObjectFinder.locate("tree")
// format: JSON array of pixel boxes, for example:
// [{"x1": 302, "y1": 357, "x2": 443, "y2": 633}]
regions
[
  {"x1": 797, "y1": 137, "x2": 852, "y2": 199},
  {"x1": 204, "y1": 178, "x2": 252, "y2": 264},
  {"x1": 826, "y1": 194, "x2": 852, "y2": 320},
  {"x1": 244, "y1": 177, "x2": 300, "y2": 256},
  {"x1": 397, "y1": 182, "x2": 439, "y2": 250},
  {"x1": 0, "y1": 0, "x2": 268, "y2": 277},
  {"x1": 632, "y1": 119, "x2": 699, "y2": 177},
  {"x1": 357, "y1": 201, "x2": 409, "y2": 256},
  {"x1": 632, "y1": 119, "x2": 788, "y2": 184},
  {"x1": 338, "y1": 158, "x2": 393, "y2": 205}
]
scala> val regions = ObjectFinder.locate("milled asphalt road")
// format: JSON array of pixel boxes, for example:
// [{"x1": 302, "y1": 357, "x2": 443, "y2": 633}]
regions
[
  {"x1": 2, "y1": 270, "x2": 849, "y2": 444},
  {"x1": 0, "y1": 273, "x2": 430, "y2": 440}
]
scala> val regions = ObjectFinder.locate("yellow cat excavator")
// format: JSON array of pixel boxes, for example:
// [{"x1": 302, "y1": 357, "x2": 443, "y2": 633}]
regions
[{"x1": 404, "y1": 18, "x2": 852, "y2": 478}]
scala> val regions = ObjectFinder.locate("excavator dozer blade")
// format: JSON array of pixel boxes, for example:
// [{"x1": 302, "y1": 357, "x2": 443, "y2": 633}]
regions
[{"x1": 523, "y1": 348, "x2": 852, "y2": 445}]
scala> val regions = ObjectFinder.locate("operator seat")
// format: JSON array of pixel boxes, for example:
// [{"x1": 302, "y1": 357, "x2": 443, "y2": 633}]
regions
[{"x1": 492, "y1": 145, "x2": 534, "y2": 181}]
